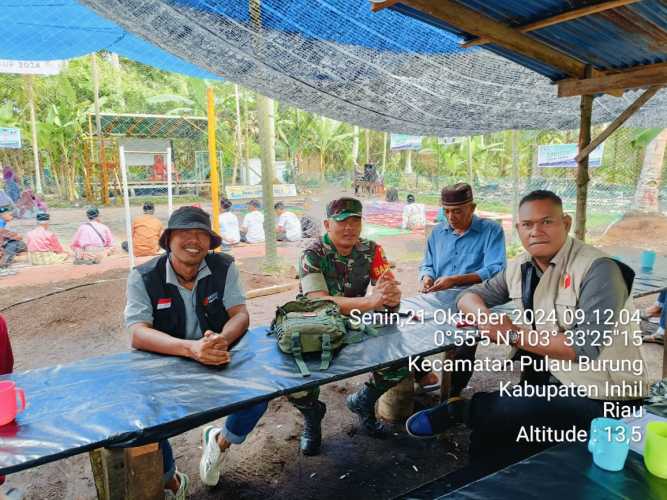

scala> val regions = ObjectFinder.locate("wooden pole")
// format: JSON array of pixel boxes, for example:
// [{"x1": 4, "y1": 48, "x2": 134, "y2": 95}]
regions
[
  {"x1": 24, "y1": 75, "x2": 43, "y2": 194},
  {"x1": 207, "y1": 87, "x2": 221, "y2": 239},
  {"x1": 467, "y1": 136, "x2": 473, "y2": 185},
  {"x1": 511, "y1": 130, "x2": 519, "y2": 245},
  {"x1": 575, "y1": 67, "x2": 594, "y2": 241},
  {"x1": 119, "y1": 146, "x2": 134, "y2": 269}
]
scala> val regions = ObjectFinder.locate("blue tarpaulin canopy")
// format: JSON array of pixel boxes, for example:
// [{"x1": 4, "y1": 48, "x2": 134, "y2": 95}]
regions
[
  {"x1": 0, "y1": 0, "x2": 220, "y2": 80},
  {"x1": 1, "y1": 0, "x2": 666, "y2": 134}
]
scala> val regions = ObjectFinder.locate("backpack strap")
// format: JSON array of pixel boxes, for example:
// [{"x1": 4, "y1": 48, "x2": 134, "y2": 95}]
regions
[
  {"x1": 290, "y1": 330, "x2": 310, "y2": 377},
  {"x1": 319, "y1": 333, "x2": 332, "y2": 371}
]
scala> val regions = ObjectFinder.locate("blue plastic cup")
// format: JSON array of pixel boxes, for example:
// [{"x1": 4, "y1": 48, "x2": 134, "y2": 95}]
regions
[
  {"x1": 588, "y1": 418, "x2": 630, "y2": 471},
  {"x1": 641, "y1": 250, "x2": 657, "y2": 272}
]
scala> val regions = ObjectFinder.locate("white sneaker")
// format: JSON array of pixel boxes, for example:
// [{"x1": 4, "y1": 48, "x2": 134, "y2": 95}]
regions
[
  {"x1": 164, "y1": 470, "x2": 189, "y2": 500},
  {"x1": 199, "y1": 425, "x2": 227, "y2": 486},
  {"x1": 0, "y1": 483, "x2": 24, "y2": 500}
]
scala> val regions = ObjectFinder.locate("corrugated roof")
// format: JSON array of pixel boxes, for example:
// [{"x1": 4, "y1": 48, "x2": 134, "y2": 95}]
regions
[{"x1": 391, "y1": 0, "x2": 667, "y2": 81}]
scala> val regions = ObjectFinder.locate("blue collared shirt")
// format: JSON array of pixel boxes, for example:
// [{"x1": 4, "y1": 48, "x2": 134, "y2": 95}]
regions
[{"x1": 420, "y1": 215, "x2": 506, "y2": 282}]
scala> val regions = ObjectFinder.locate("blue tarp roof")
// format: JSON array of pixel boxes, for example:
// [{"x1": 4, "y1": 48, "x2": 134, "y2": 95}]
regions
[{"x1": 0, "y1": 0, "x2": 220, "y2": 80}]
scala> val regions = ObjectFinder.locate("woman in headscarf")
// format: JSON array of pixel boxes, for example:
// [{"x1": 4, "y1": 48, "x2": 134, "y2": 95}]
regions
[{"x1": 2, "y1": 167, "x2": 20, "y2": 204}]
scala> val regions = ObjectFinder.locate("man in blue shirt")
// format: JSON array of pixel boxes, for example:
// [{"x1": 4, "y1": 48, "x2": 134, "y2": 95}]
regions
[{"x1": 419, "y1": 183, "x2": 506, "y2": 397}]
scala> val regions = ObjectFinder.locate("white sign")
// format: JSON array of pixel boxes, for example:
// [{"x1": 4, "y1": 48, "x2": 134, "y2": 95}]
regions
[
  {"x1": 538, "y1": 143, "x2": 604, "y2": 168},
  {"x1": 0, "y1": 59, "x2": 65, "y2": 76},
  {"x1": 0, "y1": 128, "x2": 21, "y2": 149},
  {"x1": 225, "y1": 184, "x2": 297, "y2": 200}
]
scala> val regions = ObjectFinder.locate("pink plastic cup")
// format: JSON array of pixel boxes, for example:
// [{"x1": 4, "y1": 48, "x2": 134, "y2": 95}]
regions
[{"x1": 0, "y1": 380, "x2": 26, "y2": 426}]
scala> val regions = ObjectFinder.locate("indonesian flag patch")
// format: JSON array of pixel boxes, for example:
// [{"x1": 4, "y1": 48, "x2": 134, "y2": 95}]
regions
[
  {"x1": 563, "y1": 273, "x2": 572, "y2": 289},
  {"x1": 157, "y1": 298, "x2": 172, "y2": 310}
]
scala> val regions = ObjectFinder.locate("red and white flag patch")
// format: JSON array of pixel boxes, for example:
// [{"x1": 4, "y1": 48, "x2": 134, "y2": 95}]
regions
[
  {"x1": 563, "y1": 273, "x2": 572, "y2": 289},
  {"x1": 157, "y1": 298, "x2": 172, "y2": 310}
]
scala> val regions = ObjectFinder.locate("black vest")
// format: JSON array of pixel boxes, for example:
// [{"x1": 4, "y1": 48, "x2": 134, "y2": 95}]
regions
[{"x1": 137, "y1": 253, "x2": 233, "y2": 339}]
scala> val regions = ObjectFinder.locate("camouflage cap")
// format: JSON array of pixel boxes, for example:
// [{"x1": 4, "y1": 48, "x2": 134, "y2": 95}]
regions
[{"x1": 326, "y1": 197, "x2": 362, "y2": 221}]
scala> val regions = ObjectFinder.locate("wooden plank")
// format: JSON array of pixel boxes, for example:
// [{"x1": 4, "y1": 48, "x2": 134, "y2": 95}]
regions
[
  {"x1": 462, "y1": 0, "x2": 642, "y2": 48},
  {"x1": 575, "y1": 85, "x2": 662, "y2": 162},
  {"x1": 89, "y1": 448, "x2": 126, "y2": 500},
  {"x1": 124, "y1": 443, "x2": 163, "y2": 500},
  {"x1": 575, "y1": 66, "x2": 594, "y2": 241},
  {"x1": 370, "y1": 0, "x2": 403, "y2": 13},
  {"x1": 404, "y1": 0, "x2": 591, "y2": 78},
  {"x1": 439, "y1": 349, "x2": 457, "y2": 403},
  {"x1": 558, "y1": 61, "x2": 667, "y2": 97},
  {"x1": 246, "y1": 283, "x2": 296, "y2": 299}
]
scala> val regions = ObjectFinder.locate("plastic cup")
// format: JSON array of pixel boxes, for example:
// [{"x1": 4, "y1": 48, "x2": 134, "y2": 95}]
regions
[
  {"x1": 588, "y1": 417, "x2": 630, "y2": 472},
  {"x1": 644, "y1": 422, "x2": 667, "y2": 479},
  {"x1": 0, "y1": 380, "x2": 26, "y2": 426},
  {"x1": 641, "y1": 250, "x2": 657, "y2": 272}
]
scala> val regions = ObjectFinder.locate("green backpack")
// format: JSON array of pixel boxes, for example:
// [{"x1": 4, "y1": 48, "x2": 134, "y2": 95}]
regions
[{"x1": 269, "y1": 295, "x2": 376, "y2": 376}]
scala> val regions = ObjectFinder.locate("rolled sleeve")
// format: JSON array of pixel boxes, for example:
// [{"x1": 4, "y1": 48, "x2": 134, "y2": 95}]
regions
[
  {"x1": 223, "y1": 263, "x2": 246, "y2": 309},
  {"x1": 457, "y1": 269, "x2": 510, "y2": 309},
  {"x1": 124, "y1": 269, "x2": 154, "y2": 328},
  {"x1": 419, "y1": 232, "x2": 436, "y2": 281},
  {"x1": 476, "y1": 224, "x2": 507, "y2": 281}
]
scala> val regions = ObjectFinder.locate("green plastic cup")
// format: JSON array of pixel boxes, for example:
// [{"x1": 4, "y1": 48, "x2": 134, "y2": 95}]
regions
[{"x1": 644, "y1": 421, "x2": 667, "y2": 479}]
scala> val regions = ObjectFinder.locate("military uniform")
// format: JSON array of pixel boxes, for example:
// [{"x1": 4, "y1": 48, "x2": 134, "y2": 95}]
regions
[{"x1": 289, "y1": 199, "x2": 408, "y2": 455}]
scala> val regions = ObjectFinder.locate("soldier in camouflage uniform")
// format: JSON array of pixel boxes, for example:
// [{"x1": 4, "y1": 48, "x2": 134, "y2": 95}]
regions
[{"x1": 289, "y1": 197, "x2": 408, "y2": 456}]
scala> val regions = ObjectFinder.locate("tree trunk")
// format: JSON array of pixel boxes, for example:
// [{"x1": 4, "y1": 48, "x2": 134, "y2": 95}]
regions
[
  {"x1": 365, "y1": 129, "x2": 370, "y2": 164},
  {"x1": 256, "y1": 93, "x2": 278, "y2": 268},
  {"x1": 352, "y1": 125, "x2": 360, "y2": 171},
  {"x1": 232, "y1": 84, "x2": 243, "y2": 185},
  {"x1": 404, "y1": 150, "x2": 413, "y2": 174},
  {"x1": 632, "y1": 128, "x2": 667, "y2": 213}
]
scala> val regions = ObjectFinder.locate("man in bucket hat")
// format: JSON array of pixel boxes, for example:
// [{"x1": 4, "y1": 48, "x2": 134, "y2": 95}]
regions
[{"x1": 124, "y1": 206, "x2": 267, "y2": 497}]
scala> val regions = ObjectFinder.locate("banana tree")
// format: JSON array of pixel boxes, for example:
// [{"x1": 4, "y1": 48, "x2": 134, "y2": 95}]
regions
[
  {"x1": 276, "y1": 107, "x2": 313, "y2": 176},
  {"x1": 306, "y1": 116, "x2": 352, "y2": 180}
]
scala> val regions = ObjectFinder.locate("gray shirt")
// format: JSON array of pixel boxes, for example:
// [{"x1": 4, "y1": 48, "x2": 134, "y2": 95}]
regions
[
  {"x1": 458, "y1": 258, "x2": 629, "y2": 361},
  {"x1": 124, "y1": 257, "x2": 246, "y2": 340}
]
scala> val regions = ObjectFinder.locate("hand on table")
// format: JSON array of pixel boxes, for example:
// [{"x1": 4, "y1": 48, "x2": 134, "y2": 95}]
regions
[{"x1": 190, "y1": 330, "x2": 231, "y2": 365}]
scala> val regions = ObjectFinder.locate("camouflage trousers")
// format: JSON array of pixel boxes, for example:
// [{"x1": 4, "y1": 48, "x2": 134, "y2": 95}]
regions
[{"x1": 287, "y1": 364, "x2": 410, "y2": 405}]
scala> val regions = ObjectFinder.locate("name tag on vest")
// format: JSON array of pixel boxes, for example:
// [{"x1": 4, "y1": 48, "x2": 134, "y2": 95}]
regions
[
  {"x1": 204, "y1": 292, "x2": 219, "y2": 306},
  {"x1": 157, "y1": 298, "x2": 172, "y2": 310}
]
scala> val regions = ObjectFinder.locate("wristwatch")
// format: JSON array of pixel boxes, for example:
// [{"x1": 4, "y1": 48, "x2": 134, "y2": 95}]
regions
[{"x1": 507, "y1": 330, "x2": 520, "y2": 346}]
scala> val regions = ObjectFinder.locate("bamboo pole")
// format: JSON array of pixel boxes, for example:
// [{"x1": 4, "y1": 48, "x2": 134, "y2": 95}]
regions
[
  {"x1": 119, "y1": 145, "x2": 135, "y2": 269},
  {"x1": 91, "y1": 53, "x2": 108, "y2": 205}
]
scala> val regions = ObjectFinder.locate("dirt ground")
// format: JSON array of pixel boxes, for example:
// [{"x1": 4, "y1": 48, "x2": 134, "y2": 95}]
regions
[{"x1": 0, "y1": 204, "x2": 665, "y2": 499}]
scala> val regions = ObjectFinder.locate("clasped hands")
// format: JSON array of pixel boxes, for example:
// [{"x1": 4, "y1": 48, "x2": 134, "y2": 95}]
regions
[{"x1": 190, "y1": 330, "x2": 231, "y2": 366}]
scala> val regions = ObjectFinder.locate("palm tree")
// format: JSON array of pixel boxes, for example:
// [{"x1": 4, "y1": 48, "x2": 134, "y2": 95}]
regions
[{"x1": 306, "y1": 116, "x2": 352, "y2": 180}]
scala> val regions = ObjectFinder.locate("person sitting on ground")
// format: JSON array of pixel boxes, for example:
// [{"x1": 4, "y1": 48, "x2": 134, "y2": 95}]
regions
[
  {"x1": 218, "y1": 198, "x2": 241, "y2": 246},
  {"x1": 0, "y1": 315, "x2": 24, "y2": 500},
  {"x1": 641, "y1": 291, "x2": 666, "y2": 344},
  {"x1": 401, "y1": 194, "x2": 426, "y2": 229},
  {"x1": 70, "y1": 207, "x2": 114, "y2": 264},
  {"x1": 300, "y1": 199, "x2": 322, "y2": 240},
  {"x1": 420, "y1": 183, "x2": 506, "y2": 399},
  {"x1": 2, "y1": 167, "x2": 20, "y2": 204},
  {"x1": 14, "y1": 189, "x2": 43, "y2": 219},
  {"x1": 385, "y1": 187, "x2": 399, "y2": 202},
  {"x1": 0, "y1": 206, "x2": 26, "y2": 269},
  {"x1": 25, "y1": 213, "x2": 68, "y2": 266},
  {"x1": 125, "y1": 206, "x2": 266, "y2": 498},
  {"x1": 0, "y1": 191, "x2": 14, "y2": 215},
  {"x1": 122, "y1": 202, "x2": 163, "y2": 257},
  {"x1": 406, "y1": 190, "x2": 648, "y2": 480},
  {"x1": 240, "y1": 199, "x2": 265, "y2": 243},
  {"x1": 289, "y1": 197, "x2": 427, "y2": 456},
  {"x1": 274, "y1": 202, "x2": 301, "y2": 242}
]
